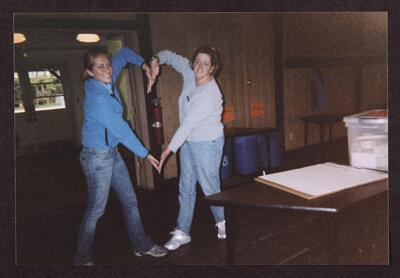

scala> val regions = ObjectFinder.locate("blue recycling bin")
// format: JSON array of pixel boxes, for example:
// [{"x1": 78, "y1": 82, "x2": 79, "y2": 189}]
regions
[
  {"x1": 234, "y1": 134, "x2": 258, "y2": 174},
  {"x1": 256, "y1": 134, "x2": 269, "y2": 170},
  {"x1": 220, "y1": 137, "x2": 233, "y2": 180}
]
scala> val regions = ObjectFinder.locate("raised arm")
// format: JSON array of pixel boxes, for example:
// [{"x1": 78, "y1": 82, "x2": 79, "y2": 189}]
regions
[
  {"x1": 112, "y1": 47, "x2": 154, "y2": 93},
  {"x1": 150, "y1": 50, "x2": 192, "y2": 80}
]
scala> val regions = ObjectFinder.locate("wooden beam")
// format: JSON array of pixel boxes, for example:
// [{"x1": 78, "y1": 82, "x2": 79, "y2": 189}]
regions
[
  {"x1": 273, "y1": 14, "x2": 285, "y2": 151},
  {"x1": 135, "y1": 13, "x2": 164, "y2": 188},
  {"x1": 285, "y1": 56, "x2": 386, "y2": 69},
  {"x1": 14, "y1": 17, "x2": 137, "y2": 31}
]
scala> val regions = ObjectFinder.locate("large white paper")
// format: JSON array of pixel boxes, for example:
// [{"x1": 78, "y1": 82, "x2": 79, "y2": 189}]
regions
[{"x1": 256, "y1": 163, "x2": 387, "y2": 198}]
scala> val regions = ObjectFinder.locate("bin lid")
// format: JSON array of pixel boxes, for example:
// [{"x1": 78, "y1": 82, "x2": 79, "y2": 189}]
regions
[
  {"x1": 357, "y1": 134, "x2": 387, "y2": 140},
  {"x1": 343, "y1": 109, "x2": 387, "y2": 124}
]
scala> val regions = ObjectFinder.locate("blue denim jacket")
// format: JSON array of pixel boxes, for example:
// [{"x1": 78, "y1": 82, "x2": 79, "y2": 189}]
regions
[{"x1": 81, "y1": 48, "x2": 148, "y2": 158}]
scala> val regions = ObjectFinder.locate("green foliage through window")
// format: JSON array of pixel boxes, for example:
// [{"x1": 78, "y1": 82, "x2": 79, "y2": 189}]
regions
[{"x1": 14, "y1": 70, "x2": 66, "y2": 113}]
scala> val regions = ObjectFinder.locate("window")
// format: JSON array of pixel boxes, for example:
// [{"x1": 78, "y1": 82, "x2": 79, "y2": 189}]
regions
[
  {"x1": 14, "y1": 69, "x2": 66, "y2": 113},
  {"x1": 14, "y1": 72, "x2": 24, "y2": 113}
]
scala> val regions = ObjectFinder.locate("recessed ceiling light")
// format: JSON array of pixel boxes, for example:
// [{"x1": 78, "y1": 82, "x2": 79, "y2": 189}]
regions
[
  {"x1": 14, "y1": 33, "x2": 26, "y2": 44},
  {"x1": 76, "y1": 33, "x2": 100, "y2": 43}
]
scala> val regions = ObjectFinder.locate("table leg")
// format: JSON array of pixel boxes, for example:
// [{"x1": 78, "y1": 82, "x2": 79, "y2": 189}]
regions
[
  {"x1": 225, "y1": 206, "x2": 237, "y2": 265},
  {"x1": 266, "y1": 132, "x2": 271, "y2": 172},
  {"x1": 328, "y1": 123, "x2": 333, "y2": 160},
  {"x1": 304, "y1": 121, "x2": 309, "y2": 147},
  {"x1": 324, "y1": 213, "x2": 340, "y2": 264},
  {"x1": 319, "y1": 123, "x2": 324, "y2": 162}
]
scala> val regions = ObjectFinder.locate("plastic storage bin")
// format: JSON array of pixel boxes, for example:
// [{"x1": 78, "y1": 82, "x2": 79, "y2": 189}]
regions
[{"x1": 343, "y1": 109, "x2": 388, "y2": 171}]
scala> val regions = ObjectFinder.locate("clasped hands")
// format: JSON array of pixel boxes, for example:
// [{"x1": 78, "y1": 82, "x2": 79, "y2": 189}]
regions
[
  {"x1": 144, "y1": 56, "x2": 171, "y2": 174},
  {"x1": 144, "y1": 57, "x2": 173, "y2": 173},
  {"x1": 146, "y1": 148, "x2": 172, "y2": 174},
  {"x1": 142, "y1": 56, "x2": 160, "y2": 94}
]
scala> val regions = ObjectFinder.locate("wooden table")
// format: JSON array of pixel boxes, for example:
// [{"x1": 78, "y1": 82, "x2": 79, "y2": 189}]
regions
[
  {"x1": 301, "y1": 114, "x2": 345, "y2": 161},
  {"x1": 204, "y1": 179, "x2": 388, "y2": 264}
]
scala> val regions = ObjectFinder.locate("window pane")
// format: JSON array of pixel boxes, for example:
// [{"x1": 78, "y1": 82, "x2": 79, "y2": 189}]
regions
[
  {"x1": 28, "y1": 70, "x2": 66, "y2": 111},
  {"x1": 14, "y1": 72, "x2": 25, "y2": 113}
]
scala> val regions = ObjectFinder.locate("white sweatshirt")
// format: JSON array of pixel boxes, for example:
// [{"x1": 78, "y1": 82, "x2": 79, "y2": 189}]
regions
[{"x1": 157, "y1": 50, "x2": 224, "y2": 153}]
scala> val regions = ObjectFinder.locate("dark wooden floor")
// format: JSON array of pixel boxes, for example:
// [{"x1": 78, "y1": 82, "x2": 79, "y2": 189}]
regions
[{"x1": 16, "y1": 138, "x2": 388, "y2": 266}]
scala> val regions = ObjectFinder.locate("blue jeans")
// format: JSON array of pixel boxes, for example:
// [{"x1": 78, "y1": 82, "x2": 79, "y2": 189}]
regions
[
  {"x1": 177, "y1": 136, "x2": 225, "y2": 234},
  {"x1": 74, "y1": 147, "x2": 153, "y2": 265}
]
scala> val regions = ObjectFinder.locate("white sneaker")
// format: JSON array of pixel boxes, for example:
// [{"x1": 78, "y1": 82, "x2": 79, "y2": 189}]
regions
[
  {"x1": 164, "y1": 229, "x2": 191, "y2": 251},
  {"x1": 216, "y1": 220, "x2": 226, "y2": 239}
]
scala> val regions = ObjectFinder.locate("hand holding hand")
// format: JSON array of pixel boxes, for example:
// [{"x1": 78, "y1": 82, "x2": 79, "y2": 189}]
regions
[
  {"x1": 146, "y1": 153, "x2": 161, "y2": 172},
  {"x1": 142, "y1": 63, "x2": 155, "y2": 94},
  {"x1": 150, "y1": 56, "x2": 160, "y2": 80},
  {"x1": 159, "y1": 148, "x2": 172, "y2": 173}
]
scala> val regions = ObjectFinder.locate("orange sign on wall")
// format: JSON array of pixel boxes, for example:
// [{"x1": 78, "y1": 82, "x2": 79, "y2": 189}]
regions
[
  {"x1": 222, "y1": 105, "x2": 234, "y2": 123},
  {"x1": 250, "y1": 101, "x2": 265, "y2": 118}
]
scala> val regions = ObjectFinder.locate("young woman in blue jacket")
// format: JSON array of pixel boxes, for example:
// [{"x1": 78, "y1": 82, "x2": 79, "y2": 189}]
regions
[{"x1": 74, "y1": 47, "x2": 167, "y2": 265}]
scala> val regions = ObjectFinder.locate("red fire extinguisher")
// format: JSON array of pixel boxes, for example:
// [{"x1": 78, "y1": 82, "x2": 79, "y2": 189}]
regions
[{"x1": 151, "y1": 98, "x2": 165, "y2": 145}]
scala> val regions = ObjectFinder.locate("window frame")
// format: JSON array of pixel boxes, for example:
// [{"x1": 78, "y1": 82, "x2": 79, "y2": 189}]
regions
[{"x1": 14, "y1": 64, "x2": 68, "y2": 114}]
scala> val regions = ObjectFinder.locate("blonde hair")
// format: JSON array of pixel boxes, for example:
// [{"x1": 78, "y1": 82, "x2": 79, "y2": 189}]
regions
[{"x1": 82, "y1": 46, "x2": 110, "y2": 80}]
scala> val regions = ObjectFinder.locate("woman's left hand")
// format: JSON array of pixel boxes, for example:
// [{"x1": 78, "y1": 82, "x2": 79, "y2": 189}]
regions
[
  {"x1": 146, "y1": 153, "x2": 161, "y2": 172},
  {"x1": 150, "y1": 56, "x2": 160, "y2": 79}
]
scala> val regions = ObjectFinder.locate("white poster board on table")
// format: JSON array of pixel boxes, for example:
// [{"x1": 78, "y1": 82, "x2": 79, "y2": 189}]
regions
[{"x1": 255, "y1": 163, "x2": 388, "y2": 199}]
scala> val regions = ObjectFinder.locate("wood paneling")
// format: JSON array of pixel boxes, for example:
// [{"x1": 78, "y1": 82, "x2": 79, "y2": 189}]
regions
[
  {"x1": 284, "y1": 66, "x2": 366, "y2": 150},
  {"x1": 282, "y1": 13, "x2": 387, "y2": 151},
  {"x1": 360, "y1": 64, "x2": 388, "y2": 111},
  {"x1": 283, "y1": 13, "x2": 387, "y2": 59},
  {"x1": 149, "y1": 13, "x2": 275, "y2": 178},
  {"x1": 148, "y1": 12, "x2": 387, "y2": 174},
  {"x1": 284, "y1": 68, "x2": 311, "y2": 150}
]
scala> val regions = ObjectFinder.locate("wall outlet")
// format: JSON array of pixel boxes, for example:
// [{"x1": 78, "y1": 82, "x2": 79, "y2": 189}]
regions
[{"x1": 288, "y1": 132, "x2": 295, "y2": 141}]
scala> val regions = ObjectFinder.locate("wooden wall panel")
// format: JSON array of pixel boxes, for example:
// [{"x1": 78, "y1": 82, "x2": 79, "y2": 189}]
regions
[
  {"x1": 282, "y1": 13, "x2": 387, "y2": 151},
  {"x1": 360, "y1": 65, "x2": 388, "y2": 111},
  {"x1": 149, "y1": 13, "x2": 275, "y2": 178},
  {"x1": 284, "y1": 67, "x2": 362, "y2": 150},
  {"x1": 284, "y1": 69, "x2": 311, "y2": 150},
  {"x1": 242, "y1": 14, "x2": 275, "y2": 128},
  {"x1": 322, "y1": 67, "x2": 357, "y2": 115},
  {"x1": 283, "y1": 13, "x2": 387, "y2": 59},
  {"x1": 149, "y1": 12, "x2": 387, "y2": 174}
]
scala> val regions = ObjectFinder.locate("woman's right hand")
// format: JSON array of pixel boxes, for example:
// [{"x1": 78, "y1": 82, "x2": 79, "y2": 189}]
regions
[
  {"x1": 159, "y1": 148, "x2": 172, "y2": 173},
  {"x1": 150, "y1": 56, "x2": 160, "y2": 80}
]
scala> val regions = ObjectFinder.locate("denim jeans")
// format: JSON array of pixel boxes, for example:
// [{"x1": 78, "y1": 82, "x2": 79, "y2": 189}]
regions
[
  {"x1": 74, "y1": 147, "x2": 153, "y2": 265},
  {"x1": 176, "y1": 136, "x2": 225, "y2": 234}
]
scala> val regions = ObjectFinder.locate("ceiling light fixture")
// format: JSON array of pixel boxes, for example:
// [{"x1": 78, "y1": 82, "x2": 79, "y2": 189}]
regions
[
  {"x1": 76, "y1": 33, "x2": 100, "y2": 43},
  {"x1": 14, "y1": 33, "x2": 26, "y2": 44}
]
